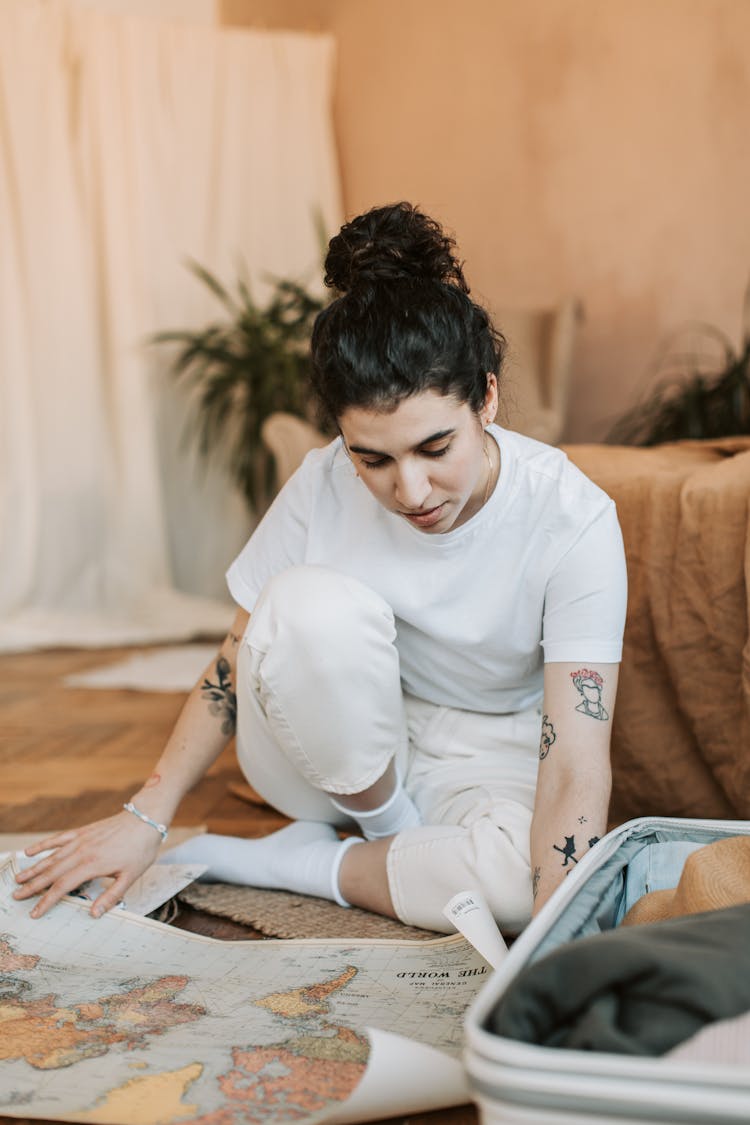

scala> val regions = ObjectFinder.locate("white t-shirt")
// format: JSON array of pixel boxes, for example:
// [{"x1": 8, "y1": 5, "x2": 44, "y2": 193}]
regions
[{"x1": 226, "y1": 425, "x2": 627, "y2": 714}]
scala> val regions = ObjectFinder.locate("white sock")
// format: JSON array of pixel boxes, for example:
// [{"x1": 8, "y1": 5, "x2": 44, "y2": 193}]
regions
[
  {"x1": 331, "y1": 781, "x2": 421, "y2": 840},
  {"x1": 160, "y1": 821, "x2": 363, "y2": 907}
]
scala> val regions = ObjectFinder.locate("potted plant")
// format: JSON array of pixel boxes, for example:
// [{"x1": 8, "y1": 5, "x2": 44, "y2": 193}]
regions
[
  {"x1": 606, "y1": 281, "x2": 750, "y2": 445},
  {"x1": 154, "y1": 261, "x2": 330, "y2": 512}
]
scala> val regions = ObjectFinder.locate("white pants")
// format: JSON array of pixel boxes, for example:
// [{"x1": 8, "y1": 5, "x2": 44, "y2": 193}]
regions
[{"x1": 236, "y1": 565, "x2": 541, "y2": 933}]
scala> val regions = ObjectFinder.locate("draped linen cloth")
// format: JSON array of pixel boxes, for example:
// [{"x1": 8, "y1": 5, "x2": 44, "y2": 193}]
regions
[
  {"x1": 0, "y1": 0, "x2": 341, "y2": 650},
  {"x1": 566, "y1": 437, "x2": 750, "y2": 821}
]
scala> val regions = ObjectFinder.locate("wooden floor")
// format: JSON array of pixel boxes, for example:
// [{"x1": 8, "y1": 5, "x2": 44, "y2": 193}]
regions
[{"x1": 0, "y1": 645, "x2": 477, "y2": 1125}]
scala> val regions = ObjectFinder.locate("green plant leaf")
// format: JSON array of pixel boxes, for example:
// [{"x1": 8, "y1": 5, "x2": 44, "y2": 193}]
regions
[
  {"x1": 606, "y1": 305, "x2": 750, "y2": 446},
  {"x1": 184, "y1": 259, "x2": 239, "y2": 313},
  {"x1": 150, "y1": 256, "x2": 331, "y2": 511}
]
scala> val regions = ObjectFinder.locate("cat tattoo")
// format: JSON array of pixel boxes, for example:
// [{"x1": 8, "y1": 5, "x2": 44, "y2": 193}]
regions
[{"x1": 553, "y1": 835, "x2": 578, "y2": 866}]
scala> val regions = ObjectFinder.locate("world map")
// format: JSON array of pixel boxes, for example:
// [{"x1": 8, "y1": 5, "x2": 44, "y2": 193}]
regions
[{"x1": 0, "y1": 858, "x2": 489, "y2": 1123}]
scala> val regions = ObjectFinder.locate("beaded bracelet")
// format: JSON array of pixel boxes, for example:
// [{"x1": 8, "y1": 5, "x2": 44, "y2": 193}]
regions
[{"x1": 123, "y1": 802, "x2": 168, "y2": 842}]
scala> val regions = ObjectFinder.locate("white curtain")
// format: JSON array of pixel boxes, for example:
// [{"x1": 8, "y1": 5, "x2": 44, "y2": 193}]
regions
[{"x1": 0, "y1": 0, "x2": 341, "y2": 651}]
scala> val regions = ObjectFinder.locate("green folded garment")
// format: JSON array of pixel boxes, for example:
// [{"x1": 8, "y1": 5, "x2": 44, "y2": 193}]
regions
[{"x1": 489, "y1": 903, "x2": 750, "y2": 1055}]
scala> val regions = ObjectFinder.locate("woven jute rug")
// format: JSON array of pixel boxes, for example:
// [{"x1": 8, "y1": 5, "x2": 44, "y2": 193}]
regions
[{"x1": 178, "y1": 882, "x2": 442, "y2": 941}]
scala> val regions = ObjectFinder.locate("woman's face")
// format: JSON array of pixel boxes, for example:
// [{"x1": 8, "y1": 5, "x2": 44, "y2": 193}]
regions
[{"x1": 338, "y1": 377, "x2": 498, "y2": 534}]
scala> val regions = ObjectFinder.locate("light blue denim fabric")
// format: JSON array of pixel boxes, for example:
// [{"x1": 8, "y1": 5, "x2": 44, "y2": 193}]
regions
[{"x1": 613, "y1": 840, "x2": 704, "y2": 926}]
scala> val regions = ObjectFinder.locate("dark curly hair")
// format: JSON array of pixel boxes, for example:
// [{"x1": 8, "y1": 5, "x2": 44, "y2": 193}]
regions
[{"x1": 310, "y1": 202, "x2": 505, "y2": 428}]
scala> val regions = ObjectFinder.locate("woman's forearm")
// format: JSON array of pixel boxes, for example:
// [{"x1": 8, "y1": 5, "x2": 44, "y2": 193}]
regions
[
  {"x1": 530, "y1": 661, "x2": 618, "y2": 915},
  {"x1": 14, "y1": 609, "x2": 251, "y2": 918},
  {"x1": 129, "y1": 610, "x2": 249, "y2": 826},
  {"x1": 529, "y1": 765, "x2": 610, "y2": 914}
]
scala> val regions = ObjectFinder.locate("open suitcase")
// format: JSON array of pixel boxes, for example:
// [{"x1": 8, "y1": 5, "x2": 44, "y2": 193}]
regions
[{"x1": 464, "y1": 816, "x2": 750, "y2": 1124}]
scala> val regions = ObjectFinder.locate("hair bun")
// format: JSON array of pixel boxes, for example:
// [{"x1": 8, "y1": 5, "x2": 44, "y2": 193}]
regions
[{"x1": 324, "y1": 201, "x2": 468, "y2": 294}]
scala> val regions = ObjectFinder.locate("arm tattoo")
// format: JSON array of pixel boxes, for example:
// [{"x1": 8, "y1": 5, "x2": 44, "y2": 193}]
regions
[
  {"x1": 553, "y1": 834, "x2": 579, "y2": 866},
  {"x1": 539, "y1": 715, "x2": 556, "y2": 759},
  {"x1": 201, "y1": 657, "x2": 237, "y2": 736},
  {"x1": 588, "y1": 836, "x2": 600, "y2": 849},
  {"x1": 570, "y1": 669, "x2": 609, "y2": 721},
  {"x1": 532, "y1": 866, "x2": 541, "y2": 900}
]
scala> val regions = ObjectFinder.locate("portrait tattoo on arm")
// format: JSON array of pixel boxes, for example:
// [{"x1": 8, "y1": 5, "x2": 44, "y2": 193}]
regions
[
  {"x1": 201, "y1": 657, "x2": 237, "y2": 736},
  {"x1": 539, "y1": 715, "x2": 556, "y2": 759},
  {"x1": 570, "y1": 669, "x2": 609, "y2": 721}
]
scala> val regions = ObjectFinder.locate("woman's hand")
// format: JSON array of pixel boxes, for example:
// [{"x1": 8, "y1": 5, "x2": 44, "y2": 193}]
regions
[
  {"x1": 12, "y1": 810, "x2": 163, "y2": 919},
  {"x1": 12, "y1": 611, "x2": 251, "y2": 921}
]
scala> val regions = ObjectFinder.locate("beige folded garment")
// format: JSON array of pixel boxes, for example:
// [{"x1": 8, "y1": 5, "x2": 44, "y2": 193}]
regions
[
  {"x1": 668, "y1": 1008, "x2": 750, "y2": 1066},
  {"x1": 621, "y1": 835, "x2": 750, "y2": 926}
]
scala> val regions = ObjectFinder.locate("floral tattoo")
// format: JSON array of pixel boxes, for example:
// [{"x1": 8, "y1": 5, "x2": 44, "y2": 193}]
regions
[
  {"x1": 202, "y1": 657, "x2": 237, "y2": 736},
  {"x1": 539, "y1": 715, "x2": 557, "y2": 759},
  {"x1": 570, "y1": 669, "x2": 609, "y2": 721}
]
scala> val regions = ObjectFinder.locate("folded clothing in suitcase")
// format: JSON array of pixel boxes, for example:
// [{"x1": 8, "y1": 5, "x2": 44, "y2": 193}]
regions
[
  {"x1": 490, "y1": 902, "x2": 750, "y2": 1057},
  {"x1": 464, "y1": 816, "x2": 750, "y2": 1124}
]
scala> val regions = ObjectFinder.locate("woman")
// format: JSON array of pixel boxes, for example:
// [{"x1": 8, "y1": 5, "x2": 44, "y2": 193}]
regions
[{"x1": 15, "y1": 203, "x2": 627, "y2": 933}]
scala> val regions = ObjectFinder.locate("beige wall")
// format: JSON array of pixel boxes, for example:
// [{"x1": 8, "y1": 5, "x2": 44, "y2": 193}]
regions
[{"x1": 223, "y1": 0, "x2": 750, "y2": 442}]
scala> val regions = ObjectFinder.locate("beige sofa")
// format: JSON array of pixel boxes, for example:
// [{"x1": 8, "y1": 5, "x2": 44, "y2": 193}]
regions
[{"x1": 567, "y1": 437, "x2": 750, "y2": 825}]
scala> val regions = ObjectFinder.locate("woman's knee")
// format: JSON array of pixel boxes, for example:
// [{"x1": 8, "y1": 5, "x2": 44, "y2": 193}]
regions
[
  {"x1": 387, "y1": 818, "x2": 533, "y2": 933},
  {"x1": 238, "y1": 566, "x2": 406, "y2": 794},
  {"x1": 247, "y1": 565, "x2": 397, "y2": 662}
]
